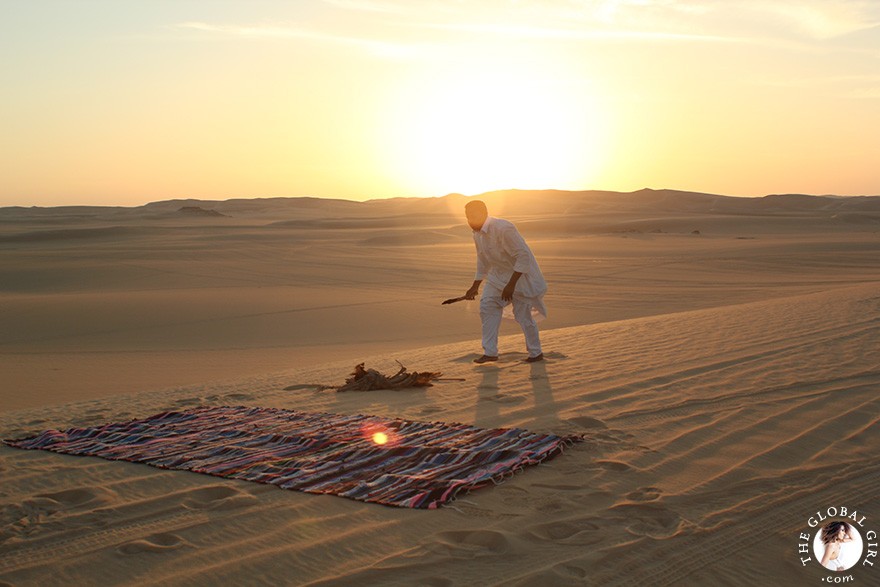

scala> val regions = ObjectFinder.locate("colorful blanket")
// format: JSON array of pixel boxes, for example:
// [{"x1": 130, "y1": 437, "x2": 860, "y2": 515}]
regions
[{"x1": 4, "y1": 406, "x2": 580, "y2": 509}]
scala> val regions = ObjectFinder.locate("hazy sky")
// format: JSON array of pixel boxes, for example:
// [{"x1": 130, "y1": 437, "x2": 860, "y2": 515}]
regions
[{"x1": 2, "y1": 0, "x2": 879, "y2": 206}]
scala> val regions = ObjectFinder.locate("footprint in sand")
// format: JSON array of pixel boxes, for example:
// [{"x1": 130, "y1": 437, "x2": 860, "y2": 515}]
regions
[
  {"x1": 427, "y1": 529, "x2": 512, "y2": 558},
  {"x1": 225, "y1": 392, "x2": 253, "y2": 401},
  {"x1": 36, "y1": 486, "x2": 118, "y2": 510},
  {"x1": 181, "y1": 484, "x2": 258, "y2": 511},
  {"x1": 116, "y1": 532, "x2": 188, "y2": 555},
  {"x1": 18, "y1": 497, "x2": 62, "y2": 520},
  {"x1": 527, "y1": 518, "x2": 602, "y2": 545},
  {"x1": 553, "y1": 564, "x2": 589, "y2": 580},
  {"x1": 591, "y1": 460, "x2": 632, "y2": 472},
  {"x1": 626, "y1": 486, "x2": 662, "y2": 502},
  {"x1": 2, "y1": 503, "x2": 38, "y2": 536},
  {"x1": 3, "y1": 489, "x2": 115, "y2": 540},
  {"x1": 610, "y1": 502, "x2": 682, "y2": 538},
  {"x1": 496, "y1": 487, "x2": 580, "y2": 515},
  {"x1": 537, "y1": 499, "x2": 568, "y2": 514}
]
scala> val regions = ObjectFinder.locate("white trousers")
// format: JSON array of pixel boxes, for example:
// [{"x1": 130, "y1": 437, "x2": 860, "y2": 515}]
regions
[{"x1": 479, "y1": 284, "x2": 542, "y2": 358}]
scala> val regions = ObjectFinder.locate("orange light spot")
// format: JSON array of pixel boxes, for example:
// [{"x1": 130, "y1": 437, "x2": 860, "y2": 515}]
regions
[{"x1": 372, "y1": 432, "x2": 389, "y2": 445}]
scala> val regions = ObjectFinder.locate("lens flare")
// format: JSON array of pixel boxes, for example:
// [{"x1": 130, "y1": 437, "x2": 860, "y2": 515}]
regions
[{"x1": 361, "y1": 421, "x2": 398, "y2": 447}]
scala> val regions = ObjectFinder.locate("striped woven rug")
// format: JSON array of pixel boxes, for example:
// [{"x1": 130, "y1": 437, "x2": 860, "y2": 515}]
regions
[{"x1": 4, "y1": 406, "x2": 581, "y2": 509}]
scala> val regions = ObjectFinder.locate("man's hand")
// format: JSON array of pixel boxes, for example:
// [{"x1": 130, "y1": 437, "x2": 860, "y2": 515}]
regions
[
  {"x1": 465, "y1": 284, "x2": 480, "y2": 300},
  {"x1": 501, "y1": 284, "x2": 515, "y2": 302},
  {"x1": 502, "y1": 272, "x2": 522, "y2": 302}
]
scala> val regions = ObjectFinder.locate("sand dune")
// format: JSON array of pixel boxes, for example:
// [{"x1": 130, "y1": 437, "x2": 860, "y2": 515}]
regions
[
  {"x1": 1, "y1": 285, "x2": 878, "y2": 585},
  {"x1": 3, "y1": 190, "x2": 878, "y2": 409},
  {"x1": 1, "y1": 190, "x2": 880, "y2": 585}
]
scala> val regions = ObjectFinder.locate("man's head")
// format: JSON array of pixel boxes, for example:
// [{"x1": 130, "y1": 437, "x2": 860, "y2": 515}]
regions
[{"x1": 465, "y1": 200, "x2": 489, "y2": 231}]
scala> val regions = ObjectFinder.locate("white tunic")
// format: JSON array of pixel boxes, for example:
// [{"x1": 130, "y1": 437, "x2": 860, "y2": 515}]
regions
[{"x1": 473, "y1": 217, "x2": 547, "y2": 318}]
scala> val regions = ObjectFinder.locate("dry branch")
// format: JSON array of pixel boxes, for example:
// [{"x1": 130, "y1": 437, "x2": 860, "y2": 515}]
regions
[{"x1": 334, "y1": 361, "x2": 442, "y2": 392}]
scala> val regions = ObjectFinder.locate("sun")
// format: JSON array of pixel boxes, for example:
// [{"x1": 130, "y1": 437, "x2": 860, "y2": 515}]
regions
[{"x1": 385, "y1": 62, "x2": 606, "y2": 195}]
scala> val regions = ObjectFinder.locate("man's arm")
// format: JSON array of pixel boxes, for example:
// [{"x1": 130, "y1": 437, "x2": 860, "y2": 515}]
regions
[
  {"x1": 466, "y1": 279, "x2": 482, "y2": 299},
  {"x1": 500, "y1": 226, "x2": 532, "y2": 271},
  {"x1": 497, "y1": 225, "x2": 531, "y2": 301}
]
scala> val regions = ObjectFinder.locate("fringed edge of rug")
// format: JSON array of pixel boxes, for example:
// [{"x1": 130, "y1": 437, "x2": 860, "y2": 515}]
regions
[{"x1": 429, "y1": 434, "x2": 584, "y2": 510}]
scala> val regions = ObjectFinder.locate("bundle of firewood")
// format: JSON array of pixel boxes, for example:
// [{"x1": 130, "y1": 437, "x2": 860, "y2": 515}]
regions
[{"x1": 335, "y1": 362, "x2": 442, "y2": 392}]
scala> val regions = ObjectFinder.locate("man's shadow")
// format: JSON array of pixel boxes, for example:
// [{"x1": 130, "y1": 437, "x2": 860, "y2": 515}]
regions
[
  {"x1": 474, "y1": 366, "x2": 501, "y2": 428},
  {"x1": 527, "y1": 360, "x2": 561, "y2": 430},
  {"x1": 473, "y1": 360, "x2": 561, "y2": 430}
]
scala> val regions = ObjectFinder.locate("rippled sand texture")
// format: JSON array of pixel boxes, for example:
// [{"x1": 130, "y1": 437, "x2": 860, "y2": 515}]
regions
[{"x1": 2, "y1": 189, "x2": 879, "y2": 585}]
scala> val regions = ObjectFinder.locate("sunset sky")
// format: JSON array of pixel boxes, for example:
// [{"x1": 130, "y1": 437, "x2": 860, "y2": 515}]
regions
[{"x1": 1, "y1": 1, "x2": 878, "y2": 206}]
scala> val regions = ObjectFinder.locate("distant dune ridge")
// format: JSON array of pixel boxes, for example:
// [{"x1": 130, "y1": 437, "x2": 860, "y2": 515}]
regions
[
  {"x1": 3, "y1": 188, "x2": 880, "y2": 221},
  {"x1": 176, "y1": 206, "x2": 227, "y2": 218},
  {"x1": 2, "y1": 189, "x2": 879, "y2": 244},
  {"x1": 1, "y1": 188, "x2": 879, "y2": 585}
]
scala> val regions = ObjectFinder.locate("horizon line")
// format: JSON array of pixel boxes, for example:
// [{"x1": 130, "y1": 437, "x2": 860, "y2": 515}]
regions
[{"x1": 3, "y1": 187, "x2": 880, "y2": 211}]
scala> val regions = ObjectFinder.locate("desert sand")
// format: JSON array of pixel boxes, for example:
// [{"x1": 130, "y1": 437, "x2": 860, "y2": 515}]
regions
[{"x1": 1, "y1": 189, "x2": 879, "y2": 585}]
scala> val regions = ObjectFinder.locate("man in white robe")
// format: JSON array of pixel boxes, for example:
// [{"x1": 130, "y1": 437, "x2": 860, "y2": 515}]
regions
[{"x1": 463, "y1": 200, "x2": 547, "y2": 363}]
